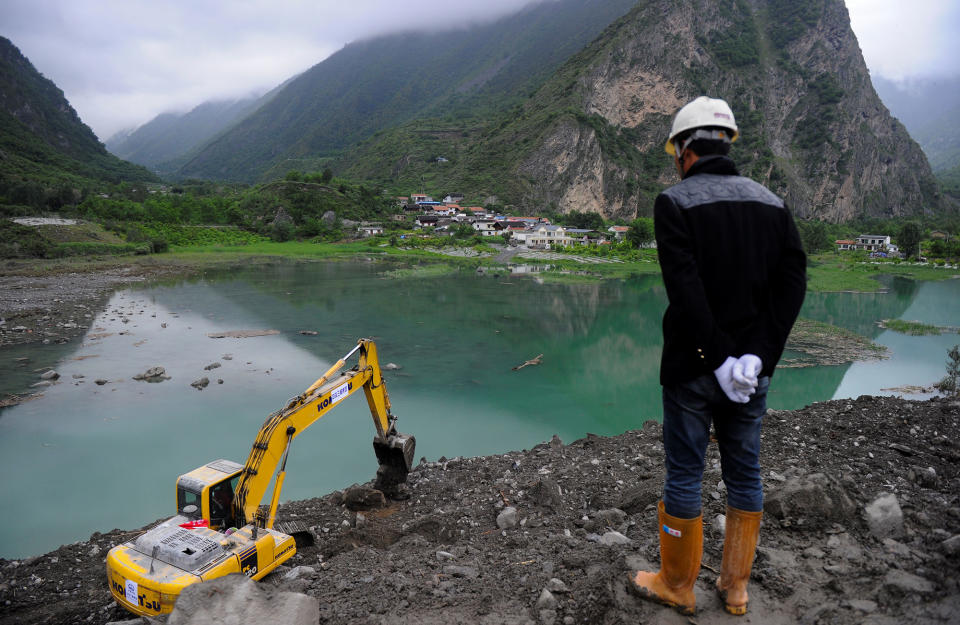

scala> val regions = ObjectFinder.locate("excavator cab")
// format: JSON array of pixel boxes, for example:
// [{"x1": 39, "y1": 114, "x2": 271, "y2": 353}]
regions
[{"x1": 175, "y1": 459, "x2": 244, "y2": 528}]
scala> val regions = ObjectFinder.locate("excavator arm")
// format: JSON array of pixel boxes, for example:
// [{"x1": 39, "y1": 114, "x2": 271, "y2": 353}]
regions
[{"x1": 233, "y1": 339, "x2": 415, "y2": 528}]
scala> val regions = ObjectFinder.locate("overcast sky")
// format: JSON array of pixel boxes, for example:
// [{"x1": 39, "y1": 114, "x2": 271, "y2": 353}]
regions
[{"x1": 3, "y1": 0, "x2": 959, "y2": 141}]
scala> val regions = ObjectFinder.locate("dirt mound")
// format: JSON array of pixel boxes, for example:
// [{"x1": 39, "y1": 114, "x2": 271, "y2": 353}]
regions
[{"x1": 2, "y1": 395, "x2": 958, "y2": 624}]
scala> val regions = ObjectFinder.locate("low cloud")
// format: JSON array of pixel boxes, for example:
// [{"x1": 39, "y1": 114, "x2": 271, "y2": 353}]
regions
[
  {"x1": 846, "y1": 0, "x2": 960, "y2": 82},
  {"x1": 4, "y1": 0, "x2": 544, "y2": 139}
]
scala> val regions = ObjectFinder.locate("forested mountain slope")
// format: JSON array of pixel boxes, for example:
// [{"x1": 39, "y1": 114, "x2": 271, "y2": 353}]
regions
[
  {"x1": 0, "y1": 36, "x2": 156, "y2": 198},
  {"x1": 176, "y1": 0, "x2": 638, "y2": 182},
  {"x1": 106, "y1": 95, "x2": 266, "y2": 174}
]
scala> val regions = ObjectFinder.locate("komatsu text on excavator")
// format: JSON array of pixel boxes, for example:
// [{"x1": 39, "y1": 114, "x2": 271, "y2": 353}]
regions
[{"x1": 106, "y1": 339, "x2": 415, "y2": 616}]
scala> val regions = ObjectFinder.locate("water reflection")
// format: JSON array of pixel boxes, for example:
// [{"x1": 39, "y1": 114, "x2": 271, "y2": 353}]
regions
[{"x1": 0, "y1": 260, "x2": 956, "y2": 558}]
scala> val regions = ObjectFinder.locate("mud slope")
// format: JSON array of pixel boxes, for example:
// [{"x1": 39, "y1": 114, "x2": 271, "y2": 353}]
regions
[{"x1": 1, "y1": 394, "x2": 959, "y2": 624}]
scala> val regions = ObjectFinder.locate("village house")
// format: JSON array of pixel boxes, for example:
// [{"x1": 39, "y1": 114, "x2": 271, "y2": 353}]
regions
[
  {"x1": 835, "y1": 239, "x2": 857, "y2": 251},
  {"x1": 513, "y1": 216, "x2": 549, "y2": 226},
  {"x1": 528, "y1": 224, "x2": 570, "y2": 248},
  {"x1": 357, "y1": 223, "x2": 385, "y2": 237},
  {"x1": 415, "y1": 215, "x2": 440, "y2": 228},
  {"x1": 608, "y1": 225, "x2": 629, "y2": 241},
  {"x1": 411, "y1": 194, "x2": 432, "y2": 204},
  {"x1": 473, "y1": 220, "x2": 505, "y2": 236},
  {"x1": 443, "y1": 193, "x2": 465, "y2": 204},
  {"x1": 502, "y1": 220, "x2": 529, "y2": 234},
  {"x1": 856, "y1": 234, "x2": 891, "y2": 251},
  {"x1": 565, "y1": 228, "x2": 596, "y2": 245}
]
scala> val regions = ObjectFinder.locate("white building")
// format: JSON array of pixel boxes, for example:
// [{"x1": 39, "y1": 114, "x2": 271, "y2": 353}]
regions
[{"x1": 527, "y1": 225, "x2": 570, "y2": 248}]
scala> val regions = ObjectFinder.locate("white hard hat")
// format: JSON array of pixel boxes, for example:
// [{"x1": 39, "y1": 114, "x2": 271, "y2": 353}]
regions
[{"x1": 665, "y1": 96, "x2": 739, "y2": 155}]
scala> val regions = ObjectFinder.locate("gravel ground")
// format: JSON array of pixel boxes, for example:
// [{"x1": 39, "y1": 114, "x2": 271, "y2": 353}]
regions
[
  {"x1": 1, "y1": 394, "x2": 958, "y2": 625},
  {"x1": 0, "y1": 265, "x2": 188, "y2": 348}
]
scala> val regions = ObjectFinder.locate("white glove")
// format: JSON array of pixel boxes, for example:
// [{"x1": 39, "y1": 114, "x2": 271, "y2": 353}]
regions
[
  {"x1": 714, "y1": 356, "x2": 750, "y2": 403},
  {"x1": 732, "y1": 354, "x2": 762, "y2": 393}
]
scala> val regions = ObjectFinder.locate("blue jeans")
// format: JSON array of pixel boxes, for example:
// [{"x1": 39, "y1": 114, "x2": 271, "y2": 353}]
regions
[{"x1": 661, "y1": 373, "x2": 769, "y2": 519}]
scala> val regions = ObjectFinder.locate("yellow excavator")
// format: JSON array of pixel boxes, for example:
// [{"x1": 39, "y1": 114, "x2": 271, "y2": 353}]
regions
[{"x1": 106, "y1": 339, "x2": 415, "y2": 617}]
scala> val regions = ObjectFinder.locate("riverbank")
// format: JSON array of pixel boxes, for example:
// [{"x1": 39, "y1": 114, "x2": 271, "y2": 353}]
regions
[
  {"x1": 0, "y1": 394, "x2": 957, "y2": 624},
  {"x1": 8, "y1": 245, "x2": 955, "y2": 350}
]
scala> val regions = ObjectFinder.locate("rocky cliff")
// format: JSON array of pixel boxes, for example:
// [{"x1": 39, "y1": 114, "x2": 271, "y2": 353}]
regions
[{"x1": 506, "y1": 0, "x2": 945, "y2": 221}]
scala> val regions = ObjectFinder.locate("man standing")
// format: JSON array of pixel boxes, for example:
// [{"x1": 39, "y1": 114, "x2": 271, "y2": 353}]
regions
[{"x1": 627, "y1": 96, "x2": 806, "y2": 616}]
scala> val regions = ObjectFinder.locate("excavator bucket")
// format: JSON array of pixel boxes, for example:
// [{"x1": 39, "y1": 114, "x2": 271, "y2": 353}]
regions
[{"x1": 373, "y1": 431, "x2": 416, "y2": 495}]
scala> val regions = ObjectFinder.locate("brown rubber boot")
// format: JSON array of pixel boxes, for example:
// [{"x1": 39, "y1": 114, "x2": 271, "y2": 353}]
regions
[
  {"x1": 716, "y1": 506, "x2": 763, "y2": 615},
  {"x1": 627, "y1": 501, "x2": 703, "y2": 615}
]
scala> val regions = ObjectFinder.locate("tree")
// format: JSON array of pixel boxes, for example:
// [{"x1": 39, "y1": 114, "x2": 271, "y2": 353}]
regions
[
  {"x1": 453, "y1": 223, "x2": 475, "y2": 239},
  {"x1": 797, "y1": 220, "x2": 831, "y2": 254},
  {"x1": 627, "y1": 217, "x2": 655, "y2": 248},
  {"x1": 935, "y1": 344, "x2": 960, "y2": 396},
  {"x1": 321, "y1": 168, "x2": 333, "y2": 184},
  {"x1": 563, "y1": 210, "x2": 605, "y2": 231},
  {"x1": 898, "y1": 221, "x2": 923, "y2": 259}
]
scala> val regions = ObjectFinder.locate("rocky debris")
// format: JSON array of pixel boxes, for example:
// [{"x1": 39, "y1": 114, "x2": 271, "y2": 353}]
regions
[
  {"x1": 1, "y1": 395, "x2": 958, "y2": 625},
  {"x1": 203, "y1": 362, "x2": 221, "y2": 371},
  {"x1": 764, "y1": 471, "x2": 856, "y2": 529},
  {"x1": 190, "y1": 377, "x2": 210, "y2": 390},
  {"x1": 863, "y1": 492, "x2": 904, "y2": 539},
  {"x1": 0, "y1": 267, "x2": 184, "y2": 348},
  {"x1": 38, "y1": 370, "x2": 59, "y2": 381},
  {"x1": 132, "y1": 367, "x2": 170, "y2": 382},
  {"x1": 383, "y1": 362, "x2": 401, "y2": 370},
  {"x1": 497, "y1": 506, "x2": 519, "y2": 529},
  {"x1": 338, "y1": 485, "x2": 388, "y2": 511},
  {"x1": 167, "y1": 574, "x2": 318, "y2": 625}
]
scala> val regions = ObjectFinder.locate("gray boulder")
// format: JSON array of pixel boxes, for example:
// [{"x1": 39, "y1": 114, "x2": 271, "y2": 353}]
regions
[
  {"x1": 882, "y1": 569, "x2": 934, "y2": 594},
  {"x1": 763, "y1": 472, "x2": 856, "y2": 529},
  {"x1": 497, "y1": 506, "x2": 519, "y2": 529},
  {"x1": 167, "y1": 574, "x2": 317, "y2": 625},
  {"x1": 526, "y1": 478, "x2": 562, "y2": 510},
  {"x1": 864, "y1": 492, "x2": 904, "y2": 539},
  {"x1": 133, "y1": 366, "x2": 170, "y2": 382}
]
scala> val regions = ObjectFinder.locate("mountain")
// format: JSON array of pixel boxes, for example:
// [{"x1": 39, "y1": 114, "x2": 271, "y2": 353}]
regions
[
  {"x1": 339, "y1": 0, "x2": 946, "y2": 222},
  {"x1": 106, "y1": 94, "x2": 267, "y2": 174},
  {"x1": 872, "y1": 75, "x2": 960, "y2": 173},
  {"x1": 0, "y1": 36, "x2": 156, "y2": 195},
  {"x1": 177, "y1": 0, "x2": 639, "y2": 182}
]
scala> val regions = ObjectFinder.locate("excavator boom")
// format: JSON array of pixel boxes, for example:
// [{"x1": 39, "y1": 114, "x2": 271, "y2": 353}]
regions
[{"x1": 234, "y1": 338, "x2": 415, "y2": 528}]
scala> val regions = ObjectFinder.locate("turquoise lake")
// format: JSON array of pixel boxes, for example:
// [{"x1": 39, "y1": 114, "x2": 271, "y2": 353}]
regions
[{"x1": 0, "y1": 260, "x2": 957, "y2": 558}]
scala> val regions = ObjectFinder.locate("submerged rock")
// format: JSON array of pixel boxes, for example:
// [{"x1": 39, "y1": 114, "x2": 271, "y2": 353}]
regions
[{"x1": 133, "y1": 366, "x2": 169, "y2": 382}]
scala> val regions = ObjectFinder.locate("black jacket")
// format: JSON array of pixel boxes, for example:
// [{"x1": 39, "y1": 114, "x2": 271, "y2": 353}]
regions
[{"x1": 654, "y1": 155, "x2": 806, "y2": 386}]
